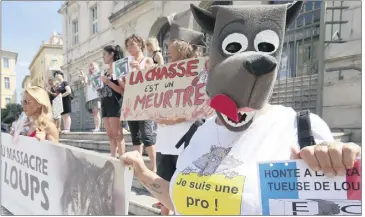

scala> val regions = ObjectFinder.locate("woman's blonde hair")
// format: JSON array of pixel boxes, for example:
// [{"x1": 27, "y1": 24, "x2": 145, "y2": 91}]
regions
[
  {"x1": 146, "y1": 37, "x2": 161, "y2": 52},
  {"x1": 24, "y1": 86, "x2": 53, "y2": 131},
  {"x1": 171, "y1": 40, "x2": 203, "y2": 61}
]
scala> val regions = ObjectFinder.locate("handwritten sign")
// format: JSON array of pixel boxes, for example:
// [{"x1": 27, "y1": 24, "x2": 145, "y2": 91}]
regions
[
  {"x1": 52, "y1": 95, "x2": 63, "y2": 118},
  {"x1": 122, "y1": 57, "x2": 214, "y2": 121},
  {"x1": 258, "y1": 159, "x2": 361, "y2": 215},
  {"x1": 87, "y1": 71, "x2": 101, "y2": 101},
  {"x1": 112, "y1": 57, "x2": 132, "y2": 80}
]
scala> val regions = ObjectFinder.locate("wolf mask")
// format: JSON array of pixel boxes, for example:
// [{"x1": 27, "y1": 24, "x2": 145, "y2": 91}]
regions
[{"x1": 190, "y1": 1, "x2": 303, "y2": 132}]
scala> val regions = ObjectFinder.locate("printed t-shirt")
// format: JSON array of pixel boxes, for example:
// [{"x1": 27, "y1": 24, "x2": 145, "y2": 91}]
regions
[
  {"x1": 169, "y1": 105, "x2": 334, "y2": 215},
  {"x1": 156, "y1": 121, "x2": 194, "y2": 155}
]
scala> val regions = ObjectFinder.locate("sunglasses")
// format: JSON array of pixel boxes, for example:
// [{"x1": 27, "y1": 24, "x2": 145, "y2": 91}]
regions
[{"x1": 22, "y1": 99, "x2": 34, "y2": 106}]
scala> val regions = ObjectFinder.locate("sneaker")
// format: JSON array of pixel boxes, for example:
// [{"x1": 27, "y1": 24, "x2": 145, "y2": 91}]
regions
[{"x1": 91, "y1": 129, "x2": 100, "y2": 132}]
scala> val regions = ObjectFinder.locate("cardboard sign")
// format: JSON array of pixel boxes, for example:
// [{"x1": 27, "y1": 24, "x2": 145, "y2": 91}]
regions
[
  {"x1": 112, "y1": 57, "x2": 132, "y2": 80},
  {"x1": 258, "y1": 159, "x2": 361, "y2": 215},
  {"x1": 122, "y1": 57, "x2": 214, "y2": 121},
  {"x1": 1, "y1": 133, "x2": 133, "y2": 215},
  {"x1": 52, "y1": 95, "x2": 63, "y2": 117},
  {"x1": 87, "y1": 71, "x2": 101, "y2": 101}
]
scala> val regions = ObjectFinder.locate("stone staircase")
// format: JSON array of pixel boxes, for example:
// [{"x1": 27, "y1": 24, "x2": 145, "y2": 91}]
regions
[{"x1": 59, "y1": 130, "x2": 351, "y2": 215}]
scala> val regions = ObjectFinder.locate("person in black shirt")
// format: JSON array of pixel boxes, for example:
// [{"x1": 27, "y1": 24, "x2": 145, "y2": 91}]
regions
[
  {"x1": 100, "y1": 45, "x2": 126, "y2": 158},
  {"x1": 146, "y1": 37, "x2": 164, "y2": 66},
  {"x1": 54, "y1": 70, "x2": 72, "y2": 133},
  {"x1": 47, "y1": 78, "x2": 61, "y2": 132}
]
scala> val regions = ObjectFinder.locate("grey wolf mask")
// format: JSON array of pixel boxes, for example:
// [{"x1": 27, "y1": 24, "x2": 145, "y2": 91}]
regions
[
  {"x1": 190, "y1": 1, "x2": 304, "y2": 132},
  {"x1": 60, "y1": 149, "x2": 115, "y2": 215}
]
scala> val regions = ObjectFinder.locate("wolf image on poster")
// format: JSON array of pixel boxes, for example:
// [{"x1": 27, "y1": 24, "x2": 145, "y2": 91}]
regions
[
  {"x1": 60, "y1": 149, "x2": 115, "y2": 215},
  {"x1": 113, "y1": 57, "x2": 130, "y2": 79}
]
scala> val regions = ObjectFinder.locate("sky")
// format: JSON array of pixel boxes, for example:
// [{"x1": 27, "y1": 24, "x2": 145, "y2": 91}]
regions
[{"x1": 2, "y1": 1, "x2": 64, "y2": 103}]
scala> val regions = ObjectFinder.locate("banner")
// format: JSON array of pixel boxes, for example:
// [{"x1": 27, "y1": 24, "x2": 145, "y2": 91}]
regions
[
  {"x1": 112, "y1": 57, "x2": 132, "y2": 80},
  {"x1": 122, "y1": 57, "x2": 214, "y2": 121},
  {"x1": 1, "y1": 133, "x2": 134, "y2": 215},
  {"x1": 87, "y1": 71, "x2": 101, "y2": 101},
  {"x1": 52, "y1": 95, "x2": 63, "y2": 118},
  {"x1": 258, "y1": 159, "x2": 361, "y2": 215}
]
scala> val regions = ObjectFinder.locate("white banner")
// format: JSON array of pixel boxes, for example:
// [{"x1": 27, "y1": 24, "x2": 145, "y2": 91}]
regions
[{"x1": 1, "y1": 133, "x2": 134, "y2": 215}]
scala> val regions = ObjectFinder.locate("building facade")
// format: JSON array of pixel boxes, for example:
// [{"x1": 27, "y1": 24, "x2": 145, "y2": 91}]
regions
[
  {"x1": 1, "y1": 50, "x2": 18, "y2": 108},
  {"x1": 29, "y1": 32, "x2": 64, "y2": 88}
]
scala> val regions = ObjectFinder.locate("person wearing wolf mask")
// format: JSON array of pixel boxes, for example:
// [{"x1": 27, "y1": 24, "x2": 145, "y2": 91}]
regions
[{"x1": 121, "y1": 2, "x2": 361, "y2": 215}]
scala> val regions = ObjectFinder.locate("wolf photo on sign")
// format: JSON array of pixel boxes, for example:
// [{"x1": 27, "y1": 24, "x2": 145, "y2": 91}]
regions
[{"x1": 112, "y1": 57, "x2": 132, "y2": 80}]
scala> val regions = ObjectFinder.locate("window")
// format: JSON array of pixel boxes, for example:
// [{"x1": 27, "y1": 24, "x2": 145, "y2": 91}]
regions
[
  {"x1": 51, "y1": 59, "x2": 58, "y2": 65},
  {"x1": 91, "y1": 5, "x2": 98, "y2": 34},
  {"x1": 3, "y1": 58, "x2": 9, "y2": 68},
  {"x1": 72, "y1": 20, "x2": 79, "y2": 45},
  {"x1": 5, "y1": 97, "x2": 11, "y2": 105},
  {"x1": 4, "y1": 77, "x2": 10, "y2": 89}
]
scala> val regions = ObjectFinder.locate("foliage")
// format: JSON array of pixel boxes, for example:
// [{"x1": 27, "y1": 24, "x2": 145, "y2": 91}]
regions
[{"x1": 1, "y1": 103, "x2": 22, "y2": 124}]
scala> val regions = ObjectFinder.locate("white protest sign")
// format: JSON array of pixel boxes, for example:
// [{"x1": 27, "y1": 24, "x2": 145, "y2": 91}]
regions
[
  {"x1": 112, "y1": 57, "x2": 132, "y2": 80},
  {"x1": 52, "y1": 94, "x2": 63, "y2": 117},
  {"x1": 1, "y1": 133, "x2": 134, "y2": 215},
  {"x1": 122, "y1": 57, "x2": 214, "y2": 121},
  {"x1": 86, "y1": 71, "x2": 102, "y2": 102},
  {"x1": 258, "y1": 159, "x2": 361, "y2": 215}
]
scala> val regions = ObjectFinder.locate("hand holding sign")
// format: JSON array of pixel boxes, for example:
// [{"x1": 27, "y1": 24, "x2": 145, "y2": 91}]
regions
[{"x1": 291, "y1": 141, "x2": 361, "y2": 177}]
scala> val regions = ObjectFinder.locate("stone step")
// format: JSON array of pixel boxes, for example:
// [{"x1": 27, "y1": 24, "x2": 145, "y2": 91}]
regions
[{"x1": 61, "y1": 132, "x2": 132, "y2": 143}]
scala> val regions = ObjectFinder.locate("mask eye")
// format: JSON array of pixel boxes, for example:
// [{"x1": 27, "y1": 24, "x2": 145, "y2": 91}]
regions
[
  {"x1": 254, "y1": 30, "x2": 279, "y2": 54},
  {"x1": 222, "y1": 33, "x2": 248, "y2": 55}
]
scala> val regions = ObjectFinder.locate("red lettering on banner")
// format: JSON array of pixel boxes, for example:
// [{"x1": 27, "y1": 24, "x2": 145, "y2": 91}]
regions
[
  {"x1": 183, "y1": 86, "x2": 194, "y2": 107},
  {"x1": 163, "y1": 90, "x2": 174, "y2": 108},
  {"x1": 133, "y1": 85, "x2": 206, "y2": 111},
  {"x1": 194, "y1": 83, "x2": 205, "y2": 105},
  {"x1": 128, "y1": 59, "x2": 202, "y2": 85},
  {"x1": 154, "y1": 92, "x2": 163, "y2": 108},
  {"x1": 174, "y1": 89, "x2": 184, "y2": 107},
  {"x1": 186, "y1": 59, "x2": 199, "y2": 77}
]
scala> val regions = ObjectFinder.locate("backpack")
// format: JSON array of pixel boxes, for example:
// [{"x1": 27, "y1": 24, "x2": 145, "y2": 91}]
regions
[{"x1": 175, "y1": 110, "x2": 315, "y2": 151}]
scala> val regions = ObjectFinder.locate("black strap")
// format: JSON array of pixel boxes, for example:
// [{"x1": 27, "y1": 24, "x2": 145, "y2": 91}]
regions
[
  {"x1": 297, "y1": 110, "x2": 316, "y2": 149},
  {"x1": 175, "y1": 119, "x2": 206, "y2": 150}
]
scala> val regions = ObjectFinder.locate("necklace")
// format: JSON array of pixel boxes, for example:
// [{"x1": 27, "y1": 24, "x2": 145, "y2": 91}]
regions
[{"x1": 215, "y1": 121, "x2": 243, "y2": 147}]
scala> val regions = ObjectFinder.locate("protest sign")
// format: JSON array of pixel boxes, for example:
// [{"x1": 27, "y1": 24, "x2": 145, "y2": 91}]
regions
[
  {"x1": 1, "y1": 133, "x2": 133, "y2": 215},
  {"x1": 52, "y1": 94, "x2": 63, "y2": 119},
  {"x1": 258, "y1": 159, "x2": 361, "y2": 215},
  {"x1": 87, "y1": 71, "x2": 101, "y2": 101},
  {"x1": 122, "y1": 57, "x2": 214, "y2": 121},
  {"x1": 112, "y1": 57, "x2": 132, "y2": 80}
]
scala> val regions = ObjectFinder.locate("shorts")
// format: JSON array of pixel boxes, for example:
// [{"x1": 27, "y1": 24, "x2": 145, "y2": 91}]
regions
[
  {"x1": 101, "y1": 106, "x2": 121, "y2": 118},
  {"x1": 157, "y1": 153, "x2": 178, "y2": 182},
  {"x1": 128, "y1": 120, "x2": 157, "y2": 147}
]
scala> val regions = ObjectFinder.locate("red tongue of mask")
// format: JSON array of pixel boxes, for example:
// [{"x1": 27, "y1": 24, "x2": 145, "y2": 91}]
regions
[{"x1": 210, "y1": 94, "x2": 239, "y2": 122}]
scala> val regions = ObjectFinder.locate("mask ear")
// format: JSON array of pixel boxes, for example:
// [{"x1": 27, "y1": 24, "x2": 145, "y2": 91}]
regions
[
  {"x1": 190, "y1": 4, "x2": 216, "y2": 35},
  {"x1": 286, "y1": 1, "x2": 304, "y2": 29}
]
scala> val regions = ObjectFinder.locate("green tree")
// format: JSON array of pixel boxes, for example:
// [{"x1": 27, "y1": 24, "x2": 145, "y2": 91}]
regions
[{"x1": 1, "y1": 103, "x2": 22, "y2": 124}]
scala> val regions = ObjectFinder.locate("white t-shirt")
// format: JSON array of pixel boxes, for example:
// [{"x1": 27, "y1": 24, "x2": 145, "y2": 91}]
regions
[
  {"x1": 169, "y1": 105, "x2": 334, "y2": 215},
  {"x1": 156, "y1": 121, "x2": 194, "y2": 155}
]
